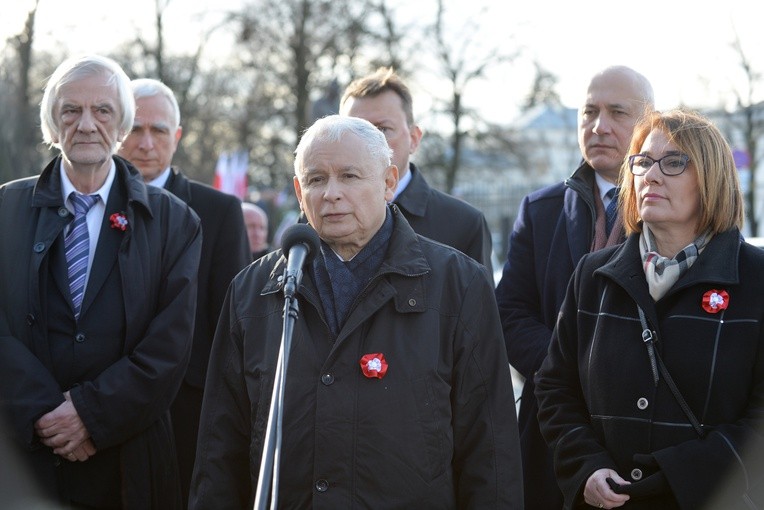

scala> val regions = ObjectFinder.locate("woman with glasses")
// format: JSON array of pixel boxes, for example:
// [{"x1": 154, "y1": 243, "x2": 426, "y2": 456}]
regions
[{"x1": 535, "y1": 109, "x2": 764, "y2": 509}]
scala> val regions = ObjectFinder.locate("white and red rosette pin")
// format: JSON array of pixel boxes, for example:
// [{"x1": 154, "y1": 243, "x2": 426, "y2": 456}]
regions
[
  {"x1": 360, "y1": 353, "x2": 388, "y2": 379},
  {"x1": 702, "y1": 289, "x2": 729, "y2": 314},
  {"x1": 109, "y1": 212, "x2": 128, "y2": 231}
]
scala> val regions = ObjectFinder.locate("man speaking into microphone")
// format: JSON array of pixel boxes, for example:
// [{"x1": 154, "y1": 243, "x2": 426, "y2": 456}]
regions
[{"x1": 190, "y1": 115, "x2": 522, "y2": 509}]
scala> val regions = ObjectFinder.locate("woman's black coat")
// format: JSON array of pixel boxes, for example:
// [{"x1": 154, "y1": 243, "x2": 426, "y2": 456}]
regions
[{"x1": 536, "y1": 229, "x2": 764, "y2": 509}]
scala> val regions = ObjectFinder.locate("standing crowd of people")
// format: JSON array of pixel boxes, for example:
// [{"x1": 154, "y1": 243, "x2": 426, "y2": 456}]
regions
[{"x1": 0, "y1": 52, "x2": 762, "y2": 510}]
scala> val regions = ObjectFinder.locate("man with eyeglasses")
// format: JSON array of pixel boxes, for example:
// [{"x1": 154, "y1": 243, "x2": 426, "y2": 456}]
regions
[{"x1": 494, "y1": 66, "x2": 655, "y2": 508}]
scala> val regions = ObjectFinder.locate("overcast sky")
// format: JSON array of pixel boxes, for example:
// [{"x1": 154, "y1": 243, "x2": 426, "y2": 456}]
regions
[{"x1": 3, "y1": 0, "x2": 762, "y2": 123}]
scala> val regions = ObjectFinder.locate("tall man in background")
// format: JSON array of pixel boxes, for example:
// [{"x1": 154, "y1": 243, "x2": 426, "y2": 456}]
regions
[
  {"x1": 340, "y1": 67, "x2": 494, "y2": 273},
  {"x1": 117, "y1": 78, "x2": 251, "y2": 506},
  {"x1": 0, "y1": 55, "x2": 201, "y2": 508},
  {"x1": 494, "y1": 66, "x2": 654, "y2": 508}
]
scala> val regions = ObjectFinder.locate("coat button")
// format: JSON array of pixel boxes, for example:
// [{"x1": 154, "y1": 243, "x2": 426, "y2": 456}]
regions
[
  {"x1": 74, "y1": 333, "x2": 86, "y2": 343},
  {"x1": 321, "y1": 373, "x2": 334, "y2": 385},
  {"x1": 33, "y1": 242, "x2": 45, "y2": 253},
  {"x1": 631, "y1": 468, "x2": 643, "y2": 481},
  {"x1": 408, "y1": 298, "x2": 416, "y2": 306},
  {"x1": 58, "y1": 207, "x2": 70, "y2": 217},
  {"x1": 26, "y1": 314, "x2": 36, "y2": 326},
  {"x1": 315, "y1": 479, "x2": 329, "y2": 492},
  {"x1": 637, "y1": 397, "x2": 649, "y2": 410}
]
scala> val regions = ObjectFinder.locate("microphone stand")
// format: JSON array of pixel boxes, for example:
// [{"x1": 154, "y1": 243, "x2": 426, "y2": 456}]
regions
[{"x1": 254, "y1": 276, "x2": 301, "y2": 510}]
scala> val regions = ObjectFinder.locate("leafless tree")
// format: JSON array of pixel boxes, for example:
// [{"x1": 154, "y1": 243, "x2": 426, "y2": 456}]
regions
[
  {"x1": 112, "y1": 1, "x2": 231, "y2": 183},
  {"x1": 0, "y1": 0, "x2": 53, "y2": 182},
  {"x1": 427, "y1": 0, "x2": 517, "y2": 193},
  {"x1": 729, "y1": 32, "x2": 763, "y2": 236},
  {"x1": 522, "y1": 62, "x2": 561, "y2": 111},
  {"x1": 229, "y1": 0, "x2": 401, "y2": 190}
]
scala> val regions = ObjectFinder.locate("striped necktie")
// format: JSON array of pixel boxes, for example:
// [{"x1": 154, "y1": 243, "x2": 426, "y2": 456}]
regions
[
  {"x1": 65, "y1": 192, "x2": 100, "y2": 319},
  {"x1": 605, "y1": 187, "x2": 619, "y2": 237}
]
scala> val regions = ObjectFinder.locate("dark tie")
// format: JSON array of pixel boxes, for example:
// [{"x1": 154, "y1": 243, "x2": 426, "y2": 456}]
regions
[
  {"x1": 605, "y1": 187, "x2": 619, "y2": 237},
  {"x1": 65, "y1": 192, "x2": 100, "y2": 319}
]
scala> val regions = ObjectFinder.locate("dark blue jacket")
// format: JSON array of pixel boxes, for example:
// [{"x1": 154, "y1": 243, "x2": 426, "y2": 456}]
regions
[{"x1": 495, "y1": 162, "x2": 596, "y2": 509}]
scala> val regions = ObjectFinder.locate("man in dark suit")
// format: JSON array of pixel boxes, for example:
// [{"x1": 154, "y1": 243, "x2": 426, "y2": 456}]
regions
[
  {"x1": 339, "y1": 67, "x2": 493, "y2": 273},
  {"x1": 117, "y1": 78, "x2": 251, "y2": 506},
  {"x1": 0, "y1": 55, "x2": 201, "y2": 508},
  {"x1": 494, "y1": 66, "x2": 654, "y2": 509}
]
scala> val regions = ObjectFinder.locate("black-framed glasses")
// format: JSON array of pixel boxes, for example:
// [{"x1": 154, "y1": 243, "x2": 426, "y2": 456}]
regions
[{"x1": 628, "y1": 153, "x2": 690, "y2": 176}]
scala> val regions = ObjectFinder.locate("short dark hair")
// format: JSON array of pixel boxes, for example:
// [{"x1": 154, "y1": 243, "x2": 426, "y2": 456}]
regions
[{"x1": 340, "y1": 67, "x2": 415, "y2": 125}]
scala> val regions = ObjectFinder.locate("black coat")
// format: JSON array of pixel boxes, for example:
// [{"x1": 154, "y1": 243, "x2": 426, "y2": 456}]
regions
[
  {"x1": 190, "y1": 207, "x2": 523, "y2": 509},
  {"x1": 495, "y1": 162, "x2": 597, "y2": 508},
  {"x1": 0, "y1": 156, "x2": 202, "y2": 509},
  {"x1": 396, "y1": 163, "x2": 494, "y2": 273},
  {"x1": 163, "y1": 168, "x2": 250, "y2": 505},
  {"x1": 164, "y1": 168, "x2": 250, "y2": 388},
  {"x1": 536, "y1": 229, "x2": 764, "y2": 509}
]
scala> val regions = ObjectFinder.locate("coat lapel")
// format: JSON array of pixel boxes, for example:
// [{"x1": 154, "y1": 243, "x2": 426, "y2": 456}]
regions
[{"x1": 79, "y1": 173, "x2": 127, "y2": 319}]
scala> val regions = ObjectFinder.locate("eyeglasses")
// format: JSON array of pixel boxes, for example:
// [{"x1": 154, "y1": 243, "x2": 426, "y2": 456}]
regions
[{"x1": 628, "y1": 153, "x2": 690, "y2": 176}]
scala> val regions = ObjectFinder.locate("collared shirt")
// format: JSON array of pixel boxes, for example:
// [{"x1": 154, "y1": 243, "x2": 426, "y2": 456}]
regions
[
  {"x1": 146, "y1": 167, "x2": 172, "y2": 188},
  {"x1": 391, "y1": 164, "x2": 413, "y2": 201},
  {"x1": 594, "y1": 172, "x2": 617, "y2": 209},
  {"x1": 60, "y1": 160, "x2": 116, "y2": 287}
]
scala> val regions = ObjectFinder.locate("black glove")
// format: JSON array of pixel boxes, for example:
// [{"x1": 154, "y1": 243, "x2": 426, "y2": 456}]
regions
[{"x1": 605, "y1": 454, "x2": 670, "y2": 500}]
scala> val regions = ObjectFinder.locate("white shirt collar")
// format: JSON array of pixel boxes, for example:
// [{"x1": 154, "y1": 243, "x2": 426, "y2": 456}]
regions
[
  {"x1": 392, "y1": 165, "x2": 412, "y2": 201},
  {"x1": 594, "y1": 172, "x2": 617, "y2": 203},
  {"x1": 147, "y1": 167, "x2": 172, "y2": 188},
  {"x1": 61, "y1": 159, "x2": 116, "y2": 208}
]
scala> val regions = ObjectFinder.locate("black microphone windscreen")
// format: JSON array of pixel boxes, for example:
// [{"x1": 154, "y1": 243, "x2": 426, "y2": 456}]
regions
[{"x1": 281, "y1": 223, "x2": 321, "y2": 263}]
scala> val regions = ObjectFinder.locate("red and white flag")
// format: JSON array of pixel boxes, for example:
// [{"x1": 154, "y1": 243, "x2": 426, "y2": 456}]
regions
[{"x1": 213, "y1": 150, "x2": 248, "y2": 199}]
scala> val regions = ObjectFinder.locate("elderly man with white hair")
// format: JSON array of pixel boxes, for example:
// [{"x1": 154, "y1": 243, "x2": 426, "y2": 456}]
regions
[
  {"x1": 190, "y1": 114, "x2": 523, "y2": 509},
  {"x1": 0, "y1": 55, "x2": 201, "y2": 509}
]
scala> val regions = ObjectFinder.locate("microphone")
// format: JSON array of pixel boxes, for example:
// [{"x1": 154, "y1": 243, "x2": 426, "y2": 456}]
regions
[{"x1": 280, "y1": 224, "x2": 320, "y2": 298}]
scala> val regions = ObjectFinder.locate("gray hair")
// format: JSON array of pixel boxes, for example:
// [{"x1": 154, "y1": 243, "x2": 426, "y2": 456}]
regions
[
  {"x1": 130, "y1": 78, "x2": 181, "y2": 129},
  {"x1": 40, "y1": 54, "x2": 135, "y2": 148},
  {"x1": 294, "y1": 115, "x2": 393, "y2": 176}
]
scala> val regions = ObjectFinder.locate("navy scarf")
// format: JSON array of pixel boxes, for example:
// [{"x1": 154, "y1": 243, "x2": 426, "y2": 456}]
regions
[{"x1": 312, "y1": 209, "x2": 393, "y2": 337}]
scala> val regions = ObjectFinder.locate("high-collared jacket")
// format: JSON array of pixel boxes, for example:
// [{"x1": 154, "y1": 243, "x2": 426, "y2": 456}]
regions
[
  {"x1": 190, "y1": 206, "x2": 522, "y2": 509},
  {"x1": 536, "y1": 229, "x2": 764, "y2": 509},
  {"x1": 396, "y1": 163, "x2": 494, "y2": 273},
  {"x1": 0, "y1": 156, "x2": 201, "y2": 509}
]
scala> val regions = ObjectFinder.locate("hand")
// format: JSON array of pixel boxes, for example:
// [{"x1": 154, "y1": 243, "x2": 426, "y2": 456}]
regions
[
  {"x1": 34, "y1": 394, "x2": 92, "y2": 458},
  {"x1": 584, "y1": 469, "x2": 630, "y2": 509},
  {"x1": 608, "y1": 472, "x2": 669, "y2": 499},
  {"x1": 65, "y1": 438, "x2": 97, "y2": 462},
  {"x1": 604, "y1": 454, "x2": 669, "y2": 499}
]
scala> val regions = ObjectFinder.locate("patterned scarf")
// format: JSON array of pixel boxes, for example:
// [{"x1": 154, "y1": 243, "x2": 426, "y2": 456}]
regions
[
  {"x1": 312, "y1": 209, "x2": 393, "y2": 337},
  {"x1": 640, "y1": 227, "x2": 711, "y2": 301}
]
